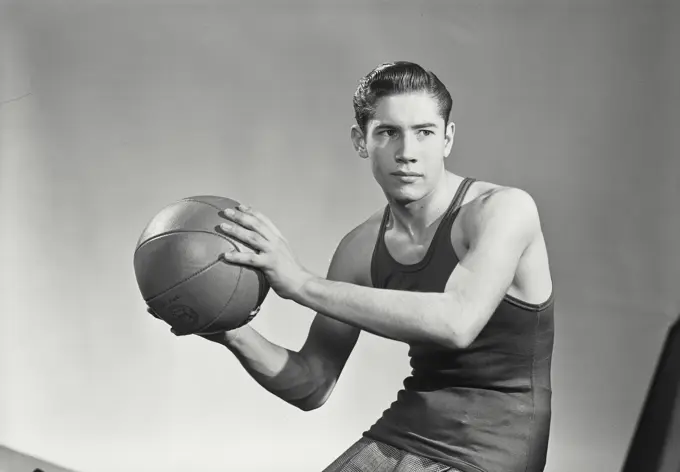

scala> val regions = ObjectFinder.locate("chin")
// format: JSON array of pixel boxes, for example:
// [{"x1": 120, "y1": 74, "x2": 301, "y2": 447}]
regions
[{"x1": 384, "y1": 184, "x2": 426, "y2": 205}]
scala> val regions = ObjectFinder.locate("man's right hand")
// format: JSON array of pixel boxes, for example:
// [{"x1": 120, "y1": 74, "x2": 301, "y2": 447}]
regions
[{"x1": 146, "y1": 306, "x2": 242, "y2": 344}]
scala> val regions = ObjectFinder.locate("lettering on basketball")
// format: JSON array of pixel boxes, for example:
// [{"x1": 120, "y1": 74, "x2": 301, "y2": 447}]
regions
[{"x1": 167, "y1": 304, "x2": 199, "y2": 326}]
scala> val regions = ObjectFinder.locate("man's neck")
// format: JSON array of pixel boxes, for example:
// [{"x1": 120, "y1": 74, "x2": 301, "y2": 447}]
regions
[{"x1": 387, "y1": 172, "x2": 464, "y2": 241}]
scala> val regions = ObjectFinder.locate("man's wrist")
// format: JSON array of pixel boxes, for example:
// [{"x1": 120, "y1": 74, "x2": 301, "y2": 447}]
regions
[
  {"x1": 219, "y1": 325, "x2": 247, "y2": 350},
  {"x1": 292, "y1": 271, "x2": 321, "y2": 308}
]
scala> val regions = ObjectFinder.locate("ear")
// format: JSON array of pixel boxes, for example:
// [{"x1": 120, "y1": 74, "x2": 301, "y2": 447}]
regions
[
  {"x1": 350, "y1": 125, "x2": 369, "y2": 159},
  {"x1": 444, "y1": 121, "x2": 455, "y2": 158}
]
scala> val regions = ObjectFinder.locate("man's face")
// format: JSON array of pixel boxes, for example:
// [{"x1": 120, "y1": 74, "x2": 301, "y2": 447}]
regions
[{"x1": 353, "y1": 92, "x2": 454, "y2": 204}]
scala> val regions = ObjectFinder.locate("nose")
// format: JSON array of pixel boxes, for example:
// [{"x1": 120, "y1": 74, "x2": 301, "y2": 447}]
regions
[{"x1": 395, "y1": 132, "x2": 418, "y2": 164}]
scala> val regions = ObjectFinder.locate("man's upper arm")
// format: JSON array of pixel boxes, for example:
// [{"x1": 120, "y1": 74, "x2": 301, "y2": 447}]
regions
[
  {"x1": 298, "y1": 221, "x2": 375, "y2": 383},
  {"x1": 445, "y1": 187, "x2": 541, "y2": 346}
]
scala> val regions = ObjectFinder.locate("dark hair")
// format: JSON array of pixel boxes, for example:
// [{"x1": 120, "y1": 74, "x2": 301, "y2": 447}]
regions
[{"x1": 353, "y1": 61, "x2": 452, "y2": 133}]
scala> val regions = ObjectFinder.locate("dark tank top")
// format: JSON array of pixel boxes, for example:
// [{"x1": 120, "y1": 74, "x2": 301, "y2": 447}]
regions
[{"x1": 365, "y1": 177, "x2": 555, "y2": 472}]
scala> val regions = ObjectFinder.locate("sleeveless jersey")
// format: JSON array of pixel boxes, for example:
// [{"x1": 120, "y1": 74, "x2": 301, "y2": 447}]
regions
[{"x1": 364, "y1": 177, "x2": 555, "y2": 472}]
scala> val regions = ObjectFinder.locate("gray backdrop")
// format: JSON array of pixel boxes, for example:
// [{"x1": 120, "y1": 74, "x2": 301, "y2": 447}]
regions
[{"x1": 1, "y1": 1, "x2": 678, "y2": 471}]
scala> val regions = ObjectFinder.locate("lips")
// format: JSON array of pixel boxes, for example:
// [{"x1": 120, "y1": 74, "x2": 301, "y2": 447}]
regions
[{"x1": 391, "y1": 171, "x2": 423, "y2": 177}]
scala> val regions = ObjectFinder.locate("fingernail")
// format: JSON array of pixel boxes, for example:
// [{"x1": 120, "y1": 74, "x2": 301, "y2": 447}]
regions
[{"x1": 238, "y1": 204, "x2": 249, "y2": 211}]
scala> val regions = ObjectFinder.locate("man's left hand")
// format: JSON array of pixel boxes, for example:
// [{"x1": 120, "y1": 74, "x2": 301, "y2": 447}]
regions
[{"x1": 219, "y1": 204, "x2": 313, "y2": 301}]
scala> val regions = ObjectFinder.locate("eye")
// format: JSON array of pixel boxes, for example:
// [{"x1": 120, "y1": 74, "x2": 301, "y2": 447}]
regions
[
  {"x1": 418, "y1": 129, "x2": 434, "y2": 137},
  {"x1": 380, "y1": 129, "x2": 398, "y2": 137}
]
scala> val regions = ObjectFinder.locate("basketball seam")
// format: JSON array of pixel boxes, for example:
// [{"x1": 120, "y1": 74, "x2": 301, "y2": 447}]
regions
[
  {"x1": 139, "y1": 198, "x2": 253, "y2": 333},
  {"x1": 256, "y1": 270, "x2": 268, "y2": 306},
  {"x1": 144, "y1": 259, "x2": 222, "y2": 303},
  {"x1": 135, "y1": 229, "x2": 236, "y2": 255},
  {"x1": 192, "y1": 267, "x2": 245, "y2": 334},
  {"x1": 181, "y1": 198, "x2": 227, "y2": 212}
]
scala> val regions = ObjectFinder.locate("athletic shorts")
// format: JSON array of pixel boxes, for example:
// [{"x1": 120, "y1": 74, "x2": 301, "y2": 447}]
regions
[{"x1": 322, "y1": 437, "x2": 462, "y2": 472}]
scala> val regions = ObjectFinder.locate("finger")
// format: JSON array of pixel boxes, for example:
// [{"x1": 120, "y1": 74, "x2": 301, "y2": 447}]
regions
[
  {"x1": 147, "y1": 308, "x2": 183, "y2": 336},
  {"x1": 219, "y1": 222, "x2": 267, "y2": 251},
  {"x1": 221, "y1": 249, "x2": 263, "y2": 267},
  {"x1": 240, "y1": 205, "x2": 283, "y2": 239},
  {"x1": 224, "y1": 206, "x2": 273, "y2": 241}
]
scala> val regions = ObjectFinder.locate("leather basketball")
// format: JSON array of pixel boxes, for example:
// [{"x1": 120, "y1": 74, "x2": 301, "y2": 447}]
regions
[{"x1": 133, "y1": 196, "x2": 269, "y2": 335}]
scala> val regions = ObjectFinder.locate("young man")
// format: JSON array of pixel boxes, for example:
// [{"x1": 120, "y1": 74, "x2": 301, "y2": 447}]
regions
[{"x1": 168, "y1": 62, "x2": 554, "y2": 472}]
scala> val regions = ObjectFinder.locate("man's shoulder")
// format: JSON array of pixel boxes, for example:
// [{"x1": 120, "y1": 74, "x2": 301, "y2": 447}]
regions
[
  {"x1": 337, "y1": 208, "x2": 384, "y2": 260},
  {"x1": 462, "y1": 181, "x2": 541, "y2": 239},
  {"x1": 466, "y1": 181, "x2": 539, "y2": 216},
  {"x1": 328, "y1": 208, "x2": 384, "y2": 286},
  {"x1": 343, "y1": 208, "x2": 384, "y2": 245}
]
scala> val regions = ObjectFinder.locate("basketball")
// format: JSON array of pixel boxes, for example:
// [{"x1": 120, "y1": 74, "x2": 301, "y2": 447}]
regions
[{"x1": 133, "y1": 196, "x2": 270, "y2": 335}]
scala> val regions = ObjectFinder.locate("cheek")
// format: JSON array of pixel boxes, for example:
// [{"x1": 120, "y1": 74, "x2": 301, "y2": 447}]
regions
[
  {"x1": 370, "y1": 156, "x2": 389, "y2": 182},
  {"x1": 427, "y1": 137, "x2": 447, "y2": 153},
  {"x1": 368, "y1": 147, "x2": 391, "y2": 169},
  {"x1": 429, "y1": 138, "x2": 449, "y2": 160}
]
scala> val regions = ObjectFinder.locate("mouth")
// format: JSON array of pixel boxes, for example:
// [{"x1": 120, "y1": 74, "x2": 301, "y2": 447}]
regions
[{"x1": 391, "y1": 171, "x2": 423, "y2": 184}]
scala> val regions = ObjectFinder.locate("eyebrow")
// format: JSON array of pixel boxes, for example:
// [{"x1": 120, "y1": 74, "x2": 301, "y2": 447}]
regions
[{"x1": 373, "y1": 122, "x2": 439, "y2": 131}]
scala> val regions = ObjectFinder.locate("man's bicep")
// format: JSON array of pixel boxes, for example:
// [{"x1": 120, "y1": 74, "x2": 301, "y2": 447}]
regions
[{"x1": 444, "y1": 189, "x2": 540, "y2": 343}]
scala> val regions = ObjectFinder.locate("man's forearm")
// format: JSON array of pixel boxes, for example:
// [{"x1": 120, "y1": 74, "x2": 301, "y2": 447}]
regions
[
  {"x1": 219, "y1": 325, "x2": 326, "y2": 410},
  {"x1": 295, "y1": 276, "x2": 466, "y2": 348}
]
